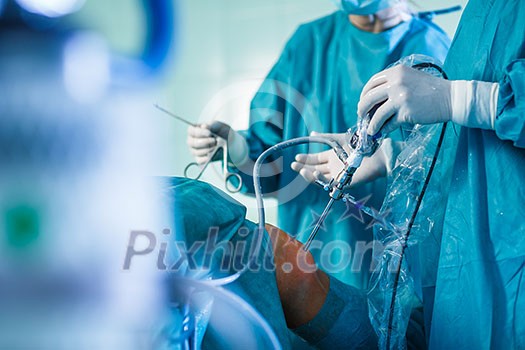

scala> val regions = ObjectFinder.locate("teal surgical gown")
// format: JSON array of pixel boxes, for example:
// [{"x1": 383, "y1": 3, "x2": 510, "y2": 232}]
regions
[
  {"x1": 418, "y1": 0, "x2": 525, "y2": 348},
  {"x1": 232, "y1": 11, "x2": 450, "y2": 287}
]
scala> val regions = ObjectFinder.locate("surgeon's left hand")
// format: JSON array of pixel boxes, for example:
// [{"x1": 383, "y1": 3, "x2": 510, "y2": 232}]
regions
[
  {"x1": 358, "y1": 65, "x2": 453, "y2": 135},
  {"x1": 291, "y1": 132, "x2": 400, "y2": 187},
  {"x1": 290, "y1": 132, "x2": 347, "y2": 184}
]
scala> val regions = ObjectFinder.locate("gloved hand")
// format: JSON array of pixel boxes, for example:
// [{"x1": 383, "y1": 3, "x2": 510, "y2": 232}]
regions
[
  {"x1": 358, "y1": 65, "x2": 499, "y2": 135},
  {"x1": 357, "y1": 65, "x2": 453, "y2": 136},
  {"x1": 187, "y1": 123, "x2": 220, "y2": 165},
  {"x1": 291, "y1": 132, "x2": 402, "y2": 187},
  {"x1": 290, "y1": 132, "x2": 347, "y2": 184},
  {"x1": 187, "y1": 121, "x2": 249, "y2": 165}
]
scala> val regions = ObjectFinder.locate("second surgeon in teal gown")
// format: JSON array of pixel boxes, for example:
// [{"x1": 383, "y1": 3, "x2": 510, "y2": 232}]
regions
[{"x1": 230, "y1": 7, "x2": 450, "y2": 287}]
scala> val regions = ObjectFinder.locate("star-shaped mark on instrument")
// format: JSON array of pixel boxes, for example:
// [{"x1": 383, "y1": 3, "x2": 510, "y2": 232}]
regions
[
  {"x1": 366, "y1": 207, "x2": 394, "y2": 231},
  {"x1": 304, "y1": 209, "x2": 329, "y2": 233},
  {"x1": 337, "y1": 194, "x2": 373, "y2": 225}
]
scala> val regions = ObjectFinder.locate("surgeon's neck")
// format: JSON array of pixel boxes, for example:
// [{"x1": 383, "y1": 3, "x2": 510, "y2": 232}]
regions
[{"x1": 349, "y1": 6, "x2": 411, "y2": 33}]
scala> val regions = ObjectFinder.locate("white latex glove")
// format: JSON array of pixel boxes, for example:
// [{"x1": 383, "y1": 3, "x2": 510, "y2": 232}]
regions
[
  {"x1": 291, "y1": 148, "x2": 344, "y2": 185},
  {"x1": 187, "y1": 123, "x2": 219, "y2": 165},
  {"x1": 291, "y1": 132, "x2": 401, "y2": 188},
  {"x1": 357, "y1": 65, "x2": 453, "y2": 136},
  {"x1": 187, "y1": 121, "x2": 248, "y2": 165},
  {"x1": 358, "y1": 65, "x2": 499, "y2": 135},
  {"x1": 289, "y1": 132, "x2": 345, "y2": 184}
]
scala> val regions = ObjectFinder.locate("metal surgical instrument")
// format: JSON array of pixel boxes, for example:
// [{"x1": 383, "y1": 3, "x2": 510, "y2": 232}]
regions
[
  {"x1": 183, "y1": 134, "x2": 243, "y2": 193},
  {"x1": 154, "y1": 104, "x2": 198, "y2": 127},
  {"x1": 302, "y1": 115, "x2": 384, "y2": 252},
  {"x1": 154, "y1": 104, "x2": 243, "y2": 193}
]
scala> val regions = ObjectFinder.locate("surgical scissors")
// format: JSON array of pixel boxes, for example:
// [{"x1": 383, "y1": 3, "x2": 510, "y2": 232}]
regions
[
  {"x1": 184, "y1": 135, "x2": 243, "y2": 193},
  {"x1": 154, "y1": 104, "x2": 243, "y2": 193}
]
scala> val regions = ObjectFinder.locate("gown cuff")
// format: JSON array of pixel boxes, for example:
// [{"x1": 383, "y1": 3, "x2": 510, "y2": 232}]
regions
[{"x1": 450, "y1": 80, "x2": 499, "y2": 130}]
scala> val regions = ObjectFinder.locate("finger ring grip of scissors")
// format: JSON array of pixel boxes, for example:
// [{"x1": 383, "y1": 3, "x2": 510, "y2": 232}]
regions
[{"x1": 184, "y1": 122, "x2": 243, "y2": 193}]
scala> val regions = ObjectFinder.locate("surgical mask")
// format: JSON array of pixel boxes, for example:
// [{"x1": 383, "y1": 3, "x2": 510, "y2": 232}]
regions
[{"x1": 330, "y1": 0, "x2": 401, "y2": 15}]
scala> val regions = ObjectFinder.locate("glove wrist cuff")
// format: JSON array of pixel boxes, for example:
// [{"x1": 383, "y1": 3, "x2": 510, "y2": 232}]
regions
[{"x1": 450, "y1": 80, "x2": 499, "y2": 130}]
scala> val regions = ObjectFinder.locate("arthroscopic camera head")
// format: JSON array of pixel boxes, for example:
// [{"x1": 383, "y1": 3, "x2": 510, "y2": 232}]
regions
[{"x1": 346, "y1": 126, "x2": 381, "y2": 157}]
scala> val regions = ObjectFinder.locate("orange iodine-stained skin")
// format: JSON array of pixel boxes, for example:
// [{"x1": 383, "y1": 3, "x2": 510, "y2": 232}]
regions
[{"x1": 265, "y1": 224, "x2": 329, "y2": 329}]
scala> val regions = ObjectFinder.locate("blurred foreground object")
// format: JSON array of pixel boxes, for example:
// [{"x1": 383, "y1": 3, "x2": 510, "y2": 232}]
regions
[{"x1": 0, "y1": 1, "x2": 170, "y2": 348}]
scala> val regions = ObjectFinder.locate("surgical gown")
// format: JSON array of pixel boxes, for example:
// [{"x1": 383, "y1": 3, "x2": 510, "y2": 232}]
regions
[
  {"x1": 422, "y1": 0, "x2": 525, "y2": 348},
  {"x1": 231, "y1": 11, "x2": 450, "y2": 287}
]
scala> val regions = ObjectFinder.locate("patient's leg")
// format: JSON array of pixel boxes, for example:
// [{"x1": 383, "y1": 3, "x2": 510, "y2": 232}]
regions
[
  {"x1": 168, "y1": 177, "x2": 377, "y2": 349},
  {"x1": 264, "y1": 224, "x2": 377, "y2": 349},
  {"x1": 265, "y1": 223, "x2": 329, "y2": 329}
]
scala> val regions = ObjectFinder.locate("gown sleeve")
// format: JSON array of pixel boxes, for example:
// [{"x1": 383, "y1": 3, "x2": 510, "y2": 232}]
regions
[
  {"x1": 229, "y1": 26, "x2": 306, "y2": 194},
  {"x1": 495, "y1": 59, "x2": 525, "y2": 148},
  {"x1": 398, "y1": 18, "x2": 451, "y2": 65}
]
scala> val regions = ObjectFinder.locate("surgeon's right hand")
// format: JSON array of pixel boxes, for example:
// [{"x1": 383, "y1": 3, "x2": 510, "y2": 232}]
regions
[
  {"x1": 187, "y1": 121, "x2": 249, "y2": 166},
  {"x1": 187, "y1": 124, "x2": 219, "y2": 165}
]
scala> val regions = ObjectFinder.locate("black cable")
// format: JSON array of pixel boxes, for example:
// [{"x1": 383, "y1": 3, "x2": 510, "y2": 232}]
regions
[
  {"x1": 385, "y1": 62, "x2": 449, "y2": 349},
  {"x1": 385, "y1": 122, "x2": 448, "y2": 348},
  {"x1": 411, "y1": 62, "x2": 449, "y2": 80}
]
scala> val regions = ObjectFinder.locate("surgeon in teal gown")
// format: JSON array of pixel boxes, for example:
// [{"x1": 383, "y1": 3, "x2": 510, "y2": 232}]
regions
[
  {"x1": 355, "y1": 0, "x2": 525, "y2": 348},
  {"x1": 187, "y1": 2, "x2": 450, "y2": 288},
  {"x1": 434, "y1": 1, "x2": 525, "y2": 348}
]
